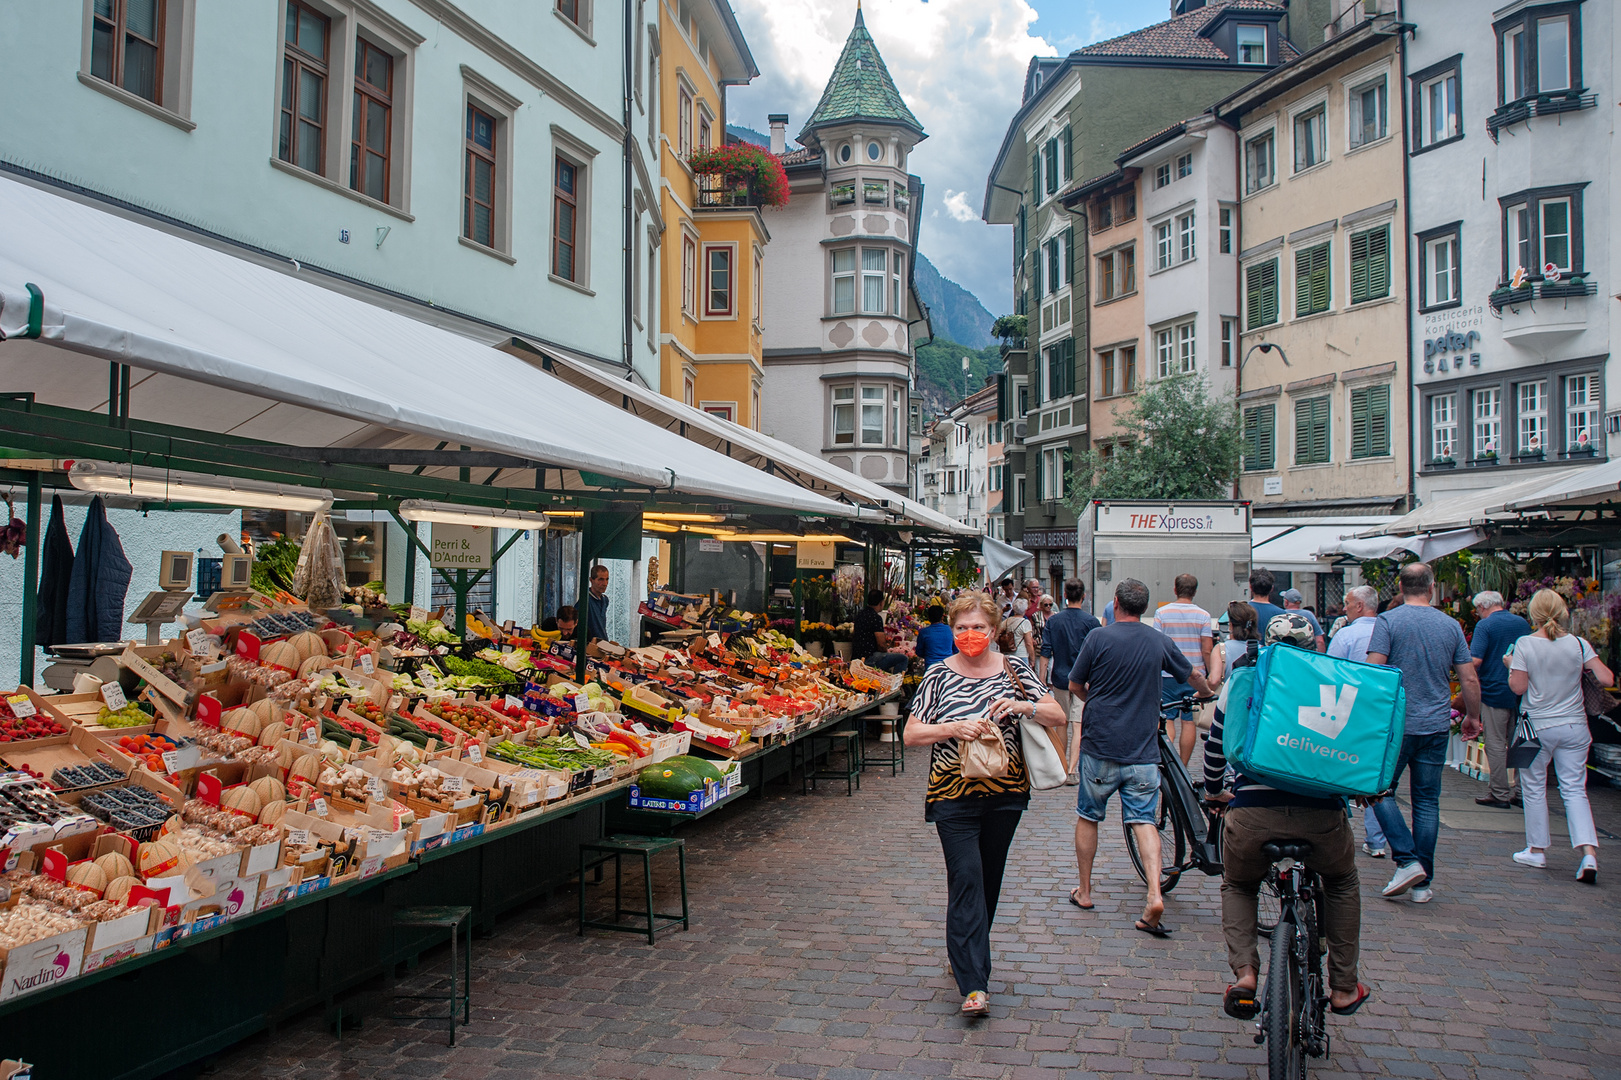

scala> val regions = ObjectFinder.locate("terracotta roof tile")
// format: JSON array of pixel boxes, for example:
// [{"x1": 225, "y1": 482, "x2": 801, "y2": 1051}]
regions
[{"x1": 1075, "y1": 1, "x2": 1297, "y2": 62}]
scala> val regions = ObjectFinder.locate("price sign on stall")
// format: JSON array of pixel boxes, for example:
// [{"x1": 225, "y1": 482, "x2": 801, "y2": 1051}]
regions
[
  {"x1": 441, "y1": 776, "x2": 465, "y2": 794},
  {"x1": 358, "y1": 651, "x2": 375, "y2": 675},
  {"x1": 99, "y1": 682, "x2": 127, "y2": 712},
  {"x1": 312, "y1": 797, "x2": 329, "y2": 818},
  {"x1": 571, "y1": 731, "x2": 592, "y2": 749},
  {"x1": 465, "y1": 743, "x2": 483, "y2": 764},
  {"x1": 5, "y1": 694, "x2": 35, "y2": 719},
  {"x1": 504, "y1": 695, "x2": 524, "y2": 711},
  {"x1": 286, "y1": 828, "x2": 310, "y2": 847}
]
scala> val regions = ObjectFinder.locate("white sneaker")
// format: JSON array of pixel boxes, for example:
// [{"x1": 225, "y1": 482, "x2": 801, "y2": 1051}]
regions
[
  {"x1": 1410, "y1": 887, "x2": 1433, "y2": 904},
  {"x1": 1577, "y1": 855, "x2": 1598, "y2": 884},
  {"x1": 1512, "y1": 848, "x2": 1547, "y2": 868},
  {"x1": 1363, "y1": 843, "x2": 1387, "y2": 858},
  {"x1": 1382, "y1": 861, "x2": 1427, "y2": 897}
]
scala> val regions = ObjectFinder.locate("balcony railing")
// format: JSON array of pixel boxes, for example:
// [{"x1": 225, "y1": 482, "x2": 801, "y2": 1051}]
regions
[
  {"x1": 696, "y1": 173, "x2": 766, "y2": 209},
  {"x1": 1488, "y1": 90, "x2": 1598, "y2": 141},
  {"x1": 1489, "y1": 278, "x2": 1597, "y2": 312}
]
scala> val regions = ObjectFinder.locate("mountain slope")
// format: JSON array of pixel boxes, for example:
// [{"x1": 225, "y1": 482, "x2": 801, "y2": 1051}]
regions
[
  {"x1": 727, "y1": 124, "x2": 770, "y2": 147},
  {"x1": 914, "y1": 338, "x2": 1001, "y2": 421},
  {"x1": 912, "y1": 254, "x2": 994, "y2": 350}
]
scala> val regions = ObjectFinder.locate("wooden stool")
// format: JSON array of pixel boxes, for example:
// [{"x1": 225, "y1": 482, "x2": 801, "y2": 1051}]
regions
[
  {"x1": 386, "y1": 905, "x2": 473, "y2": 1045},
  {"x1": 578, "y1": 834, "x2": 690, "y2": 945}
]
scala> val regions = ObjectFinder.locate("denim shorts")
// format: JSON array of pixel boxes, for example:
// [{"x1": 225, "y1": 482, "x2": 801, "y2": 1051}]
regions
[
  {"x1": 1075, "y1": 753, "x2": 1161, "y2": 824},
  {"x1": 1161, "y1": 677, "x2": 1195, "y2": 720}
]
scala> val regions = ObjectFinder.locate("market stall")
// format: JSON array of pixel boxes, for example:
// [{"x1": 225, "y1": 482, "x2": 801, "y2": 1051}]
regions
[{"x1": 0, "y1": 172, "x2": 933, "y2": 1075}]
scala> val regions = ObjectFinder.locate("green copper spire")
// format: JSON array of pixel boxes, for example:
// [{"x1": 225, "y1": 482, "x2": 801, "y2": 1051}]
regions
[{"x1": 797, "y1": 7, "x2": 924, "y2": 145}]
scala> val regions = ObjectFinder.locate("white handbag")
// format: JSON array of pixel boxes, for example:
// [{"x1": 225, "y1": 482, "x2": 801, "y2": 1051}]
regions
[{"x1": 1005, "y1": 659, "x2": 1070, "y2": 790}]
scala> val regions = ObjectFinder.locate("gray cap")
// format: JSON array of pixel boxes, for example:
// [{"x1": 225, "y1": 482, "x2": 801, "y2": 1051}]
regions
[{"x1": 1278, "y1": 588, "x2": 1304, "y2": 603}]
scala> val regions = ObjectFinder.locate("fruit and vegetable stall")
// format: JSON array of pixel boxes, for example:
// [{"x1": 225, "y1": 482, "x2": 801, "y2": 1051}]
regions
[{"x1": 0, "y1": 597, "x2": 901, "y2": 1077}]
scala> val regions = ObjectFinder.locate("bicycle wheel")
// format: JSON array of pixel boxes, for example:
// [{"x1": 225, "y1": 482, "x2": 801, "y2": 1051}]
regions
[
  {"x1": 1123, "y1": 774, "x2": 1187, "y2": 892},
  {"x1": 1266, "y1": 917, "x2": 1306, "y2": 1080},
  {"x1": 1257, "y1": 875, "x2": 1283, "y2": 938}
]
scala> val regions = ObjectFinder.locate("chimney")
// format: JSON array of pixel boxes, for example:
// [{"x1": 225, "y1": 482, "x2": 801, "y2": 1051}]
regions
[{"x1": 768, "y1": 114, "x2": 788, "y2": 155}]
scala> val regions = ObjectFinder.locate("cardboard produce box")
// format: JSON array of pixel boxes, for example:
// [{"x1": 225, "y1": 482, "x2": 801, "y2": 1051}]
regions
[{"x1": 0, "y1": 922, "x2": 88, "y2": 1002}]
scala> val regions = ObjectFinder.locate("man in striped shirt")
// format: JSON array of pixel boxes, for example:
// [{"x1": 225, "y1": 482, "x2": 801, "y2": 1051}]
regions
[{"x1": 1153, "y1": 574, "x2": 1216, "y2": 765}]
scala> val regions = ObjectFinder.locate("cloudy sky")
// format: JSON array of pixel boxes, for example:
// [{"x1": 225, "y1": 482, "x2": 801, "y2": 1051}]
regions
[{"x1": 728, "y1": 0, "x2": 1167, "y2": 316}]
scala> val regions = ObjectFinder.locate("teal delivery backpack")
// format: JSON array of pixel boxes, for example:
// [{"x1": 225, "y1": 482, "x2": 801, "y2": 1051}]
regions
[{"x1": 1223, "y1": 644, "x2": 1406, "y2": 798}]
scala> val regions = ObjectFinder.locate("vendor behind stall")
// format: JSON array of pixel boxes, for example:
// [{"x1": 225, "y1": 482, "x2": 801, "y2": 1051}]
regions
[
  {"x1": 540, "y1": 605, "x2": 578, "y2": 635},
  {"x1": 586, "y1": 564, "x2": 612, "y2": 642},
  {"x1": 855, "y1": 588, "x2": 908, "y2": 674}
]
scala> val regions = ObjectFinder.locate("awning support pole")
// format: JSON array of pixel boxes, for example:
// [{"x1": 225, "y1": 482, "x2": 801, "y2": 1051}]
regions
[
  {"x1": 402, "y1": 520, "x2": 418, "y2": 608},
  {"x1": 18, "y1": 473, "x2": 40, "y2": 686}
]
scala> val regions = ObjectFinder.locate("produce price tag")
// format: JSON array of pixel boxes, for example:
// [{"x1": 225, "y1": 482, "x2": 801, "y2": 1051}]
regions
[
  {"x1": 285, "y1": 828, "x2": 310, "y2": 846},
  {"x1": 573, "y1": 694, "x2": 591, "y2": 713},
  {"x1": 100, "y1": 682, "x2": 127, "y2": 712},
  {"x1": 708, "y1": 634, "x2": 721, "y2": 649},
  {"x1": 186, "y1": 628, "x2": 214, "y2": 655},
  {"x1": 5, "y1": 694, "x2": 35, "y2": 718},
  {"x1": 465, "y1": 743, "x2": 483, "y2": 764},
  {"x1": 303, "y1": 725, "x2": 319, "y2": 745},
  {"x1": 358, "y1": 651, "x2": 375, "y2": 675},
  {"x1": 312, "y1": 798, "x2": 329, "y2": 817},
  {"x1": 441, "y1": 776, "x2": 465, "y2": 793},
  {"x1": 418, "y1": 669, "x2": 438, "y2": 689},
  {"x1": 510, "y1": 768, "x2": 547, "y2": 780},
  {"x1": 630, "y1": 722, "x2": 651, "y2": 736},
  {"x1": 409, "y1": 606, "x2": 429, "y2": 623},
  {"x1": 366, "y1": 828, "x2": 392, "y2": 847},
  {"x1": 366, "y1": 777, "x2": 387, "y2": 799},
  {"x1": 593, "y1": 767, "x2": 614, "y2": 785},
  {"x1": 161, "y1": 751, "x2": 181, "y2": 773},
  {"x1": 505, "y1": 695, "x2": 524, "y2": 711},
  {"x1": 571, "y1": 731, "x2": 592, "y2": 749}
]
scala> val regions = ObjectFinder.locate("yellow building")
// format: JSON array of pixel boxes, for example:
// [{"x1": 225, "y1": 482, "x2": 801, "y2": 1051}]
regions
[{"x1": 656, "y1": 0, "x2": 765, "y2": 427}]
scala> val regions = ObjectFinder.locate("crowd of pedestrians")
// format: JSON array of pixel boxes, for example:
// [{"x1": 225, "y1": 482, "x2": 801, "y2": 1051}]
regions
[{"x1": 902, "y1": 559, "x2": 1614, "y2": 1021}]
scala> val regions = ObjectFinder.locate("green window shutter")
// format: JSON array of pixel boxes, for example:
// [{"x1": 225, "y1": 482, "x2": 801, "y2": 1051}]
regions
[
  {"x1": 1067, "y1": 338, "x2": 1078, "y2": 398},
  {"x1": 1244, "y1": 404, "x2": 1276, "y2": 471},
  {"x1": 1048, "y1": 241, "x2": 1060, "y2": 294},
  {"x1": 1032, "y1": 250, "x2": 1042, "y2": 299},
  {"x1": 996, "y1": 373, "x2": 1009, "y2": 420},
  {"x1": 1032, "y1": 451, "x2": 1043, "y2": 500},
  {"x1": 1063, "y1": 225, "x2": 1076, "y2": 288},
  {"x1": 1294, "y1": 397, "x2": 1329, "y2": 464},
  {"x1": 1246, "y1": 259, "x2": 1279, "y2": 328},
  {"x1": 1350, "y1": 227, "x2": 1389, "y2": 304},
  {"x1": 1350, "y1": 387, "x2": 1369, "y2": 457},
  {"x1": 1060, "y1": 446, "x2": 1073, "y2": 498},
  {"x1": 1351, "y1": 385, "x2": 1391, "y2": 458},
  {"x1": 1295, "y1": 245, "x2": 1330, "y2": 317},
  {"x1": 1062, "y1": 126, "x2": 1073, "y2": 179},
  {"x1": 1032, "y1": 152, "x2": 1040, "y2": 200},
  {"x1": 1045, "y1": 139, "x2": 1058, "y2": 195}
]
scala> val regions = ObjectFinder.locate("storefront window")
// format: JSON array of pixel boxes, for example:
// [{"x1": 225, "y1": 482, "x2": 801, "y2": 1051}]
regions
[
  {"x1": 1473, "y1": 387, "x2": 1501, "y2": 458},
  {"x1": 1517, "y1": 380, "x2": 1547, "y2": 454},
  {"x1": 1430, "y1": 393, "x2": 1456, "y2": 460},
  {"x1": 1567, "y1": 374, "x2": 1599, "y2": 451}
]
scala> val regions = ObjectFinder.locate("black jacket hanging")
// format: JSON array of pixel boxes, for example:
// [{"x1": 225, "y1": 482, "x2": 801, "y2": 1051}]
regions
[
  {"x1": 64, "y1": 496, "x2": 133, "y2": 643},
  {"x1": 34, "y1": 494, "x2": 74, "y2": 647}
]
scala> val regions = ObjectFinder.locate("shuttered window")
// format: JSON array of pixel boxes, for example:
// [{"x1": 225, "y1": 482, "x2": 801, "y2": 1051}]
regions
[
  {"x1": 1294, "y1": 396, "x2": 1330, "y2": 464},
  {"x1": 1045, "y1": 138, "x2": 1059, "y2": 195},
  {"x1": 1349, "y1": 225, "x2": 1391, "y2": 304},
  {"x1": 1046, "y1": 338, "x2": 1076, "y2": 399},
  {"x1": 1295, "y1": 243, "x2": 1330, "y2": 317},
  {"x1": 1350, "y1": 384, "x2": 1391, "y2": 458},
  {"x1": 1243, "y1": 403, "x2": 1276, "y2": 471},
  {"x1": 1062, "y1": 126, "x2": 1073, "y2": 180},
  {"x1": 1246, "y1": 259, "x2": 1279, "y2": 328}
]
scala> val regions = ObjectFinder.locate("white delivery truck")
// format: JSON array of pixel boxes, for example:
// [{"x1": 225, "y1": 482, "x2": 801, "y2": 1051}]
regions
[{"x1": 1087, "y1": 500, "x2": 1253, "y2": 622}]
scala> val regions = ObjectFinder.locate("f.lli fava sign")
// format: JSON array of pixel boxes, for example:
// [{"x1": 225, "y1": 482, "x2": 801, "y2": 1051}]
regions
[{"x1": 429, "y1": 524, "x2": 494, "y2": 571}]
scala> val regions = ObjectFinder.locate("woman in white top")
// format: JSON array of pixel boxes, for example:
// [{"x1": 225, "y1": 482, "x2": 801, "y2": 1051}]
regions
[
  {"x1": 997, "y1": 611, "x2": 1036, "y2": 661},
  {"x1": 1507, "y1": 589, "x2": 1613, "y2": 883}
]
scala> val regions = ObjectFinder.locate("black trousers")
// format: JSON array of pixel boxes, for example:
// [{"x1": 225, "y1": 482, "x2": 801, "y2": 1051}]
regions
[{"x1": 934, "y1": 806, "x2": 1023, "y2": 996}]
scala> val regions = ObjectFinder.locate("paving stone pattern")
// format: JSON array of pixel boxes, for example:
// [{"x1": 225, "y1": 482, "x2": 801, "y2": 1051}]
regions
[{"x1": 196, "y1": 750, "x2": 1621, "y2": 1080}]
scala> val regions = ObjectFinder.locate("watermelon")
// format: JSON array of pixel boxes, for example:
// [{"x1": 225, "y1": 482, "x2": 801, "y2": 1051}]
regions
[
  {"x1": 665, "y1": 755, "x2": 724, "y2": 784},
  {"x1": 636, "y1": 758, "x2": 711, "y2": 799}
]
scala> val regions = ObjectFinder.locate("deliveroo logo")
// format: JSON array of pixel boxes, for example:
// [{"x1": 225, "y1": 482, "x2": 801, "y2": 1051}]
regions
[{"x1": 1299, "y1": 684, "x2": 1357, "y2": 739}]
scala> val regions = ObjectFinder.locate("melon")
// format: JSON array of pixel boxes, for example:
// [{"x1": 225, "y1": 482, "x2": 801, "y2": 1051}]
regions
[
  {"x1": 258, "y1": 721, "x2": 287, "y2": 748},
  {"x1": 258, "y1": 800, "x2": 286, "y2": 826},
  {"x1": 289, "y1": 630, "x2": 328, "y2": 663},
  {"x1": 248, "y1": 776, "x2": 285, "y2": 804},
  {"x1": 246, "y1": 698, "x2": 281, "y2": 725},
  {"x1": 222, "y1": 707, "x2": 262, "y2": 739},
  {"x1": 297, "y1": 655, "x2": 330, "y2": 679},
  {"x1": 222, "y1": 786, "x2": 263, "y2": 818},
  {"x1": 94, "y1": 852, "x2": 136, "y2": 881},
  {"x1": 67, "y1": 862, "x2": 109, "y2": 895},
  {"x1": 103, "y1": 876, "x2": 141, "y2": 904},
  {"x1": 635, "y1": 758, "x2": 714, "y2": 800},
  {"x1": 290, "y1": 753, "x2": 322, "y2": 783},
  {"x1": 260, "y1": 640, "x2": 300, "y2": 672},
  {"x1": 137, "y1": 838, "x2": 183, "y2": 877},
  {"x1": 159, "y1": 814, "x2": 185, "y2": 837}
]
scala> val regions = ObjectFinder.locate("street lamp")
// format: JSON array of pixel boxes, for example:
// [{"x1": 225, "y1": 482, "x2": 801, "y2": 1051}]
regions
[{"x1": 962, "y1": 355, "x2": 971, "y2": 400}]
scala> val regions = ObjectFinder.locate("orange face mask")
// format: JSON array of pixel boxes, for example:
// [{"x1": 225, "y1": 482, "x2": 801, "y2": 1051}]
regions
[{"x1": 954, "y1": 629, "x2": 991, "y2": 657}]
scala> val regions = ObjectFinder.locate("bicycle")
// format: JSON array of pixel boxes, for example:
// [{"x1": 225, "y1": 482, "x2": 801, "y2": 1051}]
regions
[
  {"x1": 1124, "y1": 693, "x2": 1281, "y2": 933},
  {"x1": 1254, "y1": 839, "x2": 1330, "y2": 1080}
]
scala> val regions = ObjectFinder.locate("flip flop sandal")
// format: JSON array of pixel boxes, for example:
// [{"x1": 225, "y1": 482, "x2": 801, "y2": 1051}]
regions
[
  {"x1": 1329, "y1": 983, "x2": 1373, "y2": 1016},
  {"x1": 1223, "y1": 985, "x2": 1260, "y2": 1020},
  {"x1": 1134, "y1": 919, "x2": 1174, "y2": 937},
  {"x1": 961, "y1": 991, "x2": 990, "y2": 1017},
  {"x1": 1069, "y1": 888, "x2": 1094, "y2": 910}
]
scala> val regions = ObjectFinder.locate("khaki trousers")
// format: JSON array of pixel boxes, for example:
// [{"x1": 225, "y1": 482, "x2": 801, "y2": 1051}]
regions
[
  {"x1": 1480, "y1": 704, "x2": 1520, "y2": 802},
  {"x1": 1221, "y1": 805, "x2": 1361, "y2": 993}
]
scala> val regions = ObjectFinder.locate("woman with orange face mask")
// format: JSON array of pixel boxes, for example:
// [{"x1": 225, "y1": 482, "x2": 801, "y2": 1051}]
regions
[{"x1": 904, "y1": 592, "x2": 1067, "y2": 1018}]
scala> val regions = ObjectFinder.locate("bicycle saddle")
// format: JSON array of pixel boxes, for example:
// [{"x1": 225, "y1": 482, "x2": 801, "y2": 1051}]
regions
[{"x1": 1261, "y1": 840, "x2": 1313, "y2": 861}]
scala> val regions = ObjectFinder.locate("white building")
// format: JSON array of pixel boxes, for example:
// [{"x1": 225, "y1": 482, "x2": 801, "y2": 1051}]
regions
[
  {"x1": 1126, "y1": 115, "x2": 1241, "y2": 414},
  {"x1": 758, "y1": 9, "x2": 927, "y2": 493},
  {"x1": 1405, "y1": 0, "x2": 1613, "y2": 505},
  {"x1": 917, "y1": 383, "x2": 998, "y2": 533}
]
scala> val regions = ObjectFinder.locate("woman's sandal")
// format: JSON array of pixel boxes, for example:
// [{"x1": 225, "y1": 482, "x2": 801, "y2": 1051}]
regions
[
  {"x1": 1329, "y1": 983, "x2": 1373, "y2": 1016},
  {"x1": 1223, "y1": 984, "x2": 1260, "y2": 1020},
  {"x1": 961, "y1": 991, "x2": 990, "y2": 1017},
  {"x1": 1069, "y1": 887, "x2": 1093, "y2": 910},
  {"x1": 1134, "y1": 919, "x2": 1174, "y2": 937}
]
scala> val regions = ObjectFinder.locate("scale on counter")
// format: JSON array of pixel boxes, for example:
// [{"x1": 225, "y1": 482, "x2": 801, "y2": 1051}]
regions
[{"x1": 126, "y1": 550, "x2": 196, "y2": 646}]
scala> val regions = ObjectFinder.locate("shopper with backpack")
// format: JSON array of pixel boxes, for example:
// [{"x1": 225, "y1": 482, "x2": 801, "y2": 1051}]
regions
[
  {"x1": 1365, "y1": 563, "x2": 1483, "y2": 903},
  {"x1": 1204, "y1": 612, "x2": 1371, "y2": 1021},
  {"x1": 1508, "y1": 589, "x2": 1612, "y2": 884}
]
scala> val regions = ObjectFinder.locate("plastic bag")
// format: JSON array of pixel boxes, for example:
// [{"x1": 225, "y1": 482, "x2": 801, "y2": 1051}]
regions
[{"x1": 293, "y1": 512, "x2": 346, "y2": 610}]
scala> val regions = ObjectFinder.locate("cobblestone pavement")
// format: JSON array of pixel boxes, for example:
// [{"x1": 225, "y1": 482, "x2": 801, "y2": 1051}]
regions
[{"x1": 195, "y1": 745, "x2": 1621, "y2": 1080}]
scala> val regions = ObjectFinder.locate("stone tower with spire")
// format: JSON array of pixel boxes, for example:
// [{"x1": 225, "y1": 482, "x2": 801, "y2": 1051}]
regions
[{"x1": 757, "y1": 6, "x2": 928, "y2": 494}]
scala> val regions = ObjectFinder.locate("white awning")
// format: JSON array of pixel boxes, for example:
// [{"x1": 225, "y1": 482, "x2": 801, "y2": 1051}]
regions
[
  {"x1": 1251, "y1": 517, "x2": 1397, "y2": 572},
  {"x1": 541, "y1": 350, "x2": 979, "y2": 537},
  {"x1": 982, "y1": 535, "x2": 1033, "y2": 580},
  {"x1": 0, "y1": 174, "x2": 854, "y2": 519},
  {"x1": 1356, "y1": 469, "x2": 1585, "y2": 537},
  {"x1": 1503, "y1": 456, "x2": 1621, "y2": 513},
  {"x1": 1319, "y1": 527, "x2": 1485, "y2": 562}
]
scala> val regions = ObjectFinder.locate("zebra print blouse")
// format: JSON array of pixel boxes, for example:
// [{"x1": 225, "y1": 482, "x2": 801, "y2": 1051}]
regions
[{"x1": 910, "y1": 657, "x2": 1040, "y2": 813}]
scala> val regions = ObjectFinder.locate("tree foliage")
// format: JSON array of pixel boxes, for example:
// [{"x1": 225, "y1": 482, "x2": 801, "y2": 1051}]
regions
[
  {"x1": 1062, "y1": 375, "x2": 1242, "y2": 511},
  {"x1": 914, "y1": 337, "x2": 1001, "y2": 410}
]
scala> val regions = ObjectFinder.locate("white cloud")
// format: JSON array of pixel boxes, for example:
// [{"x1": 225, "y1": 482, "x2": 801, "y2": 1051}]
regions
[
  {"x1": 728, "y1": 0, "x2": 1058, "y2": 315},
  {"x1": 941, "y1": 190, "x2": 978, "y2": 222}
]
